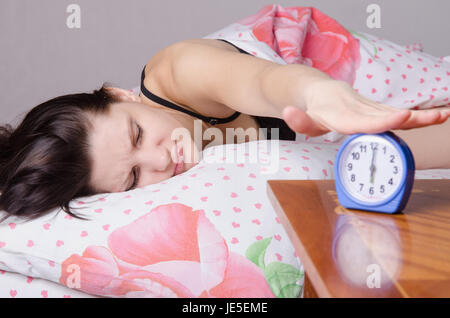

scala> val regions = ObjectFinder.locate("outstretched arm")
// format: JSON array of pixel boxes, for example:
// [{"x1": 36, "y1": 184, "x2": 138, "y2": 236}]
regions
[
  {"x1": 168, "y1": 39, "x2": 450, "y2": 136},
  {"x1": 280, "y1": 79, "x2": 449, "y2": 137}
]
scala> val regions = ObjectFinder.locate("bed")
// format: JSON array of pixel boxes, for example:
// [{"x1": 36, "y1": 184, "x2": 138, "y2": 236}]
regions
[
  {"x1": 1, "y1": 4, "x2": 449, "y2": 298},
  {"x1": 1, "y1": 133, "x2": 449, "y2": 298}
]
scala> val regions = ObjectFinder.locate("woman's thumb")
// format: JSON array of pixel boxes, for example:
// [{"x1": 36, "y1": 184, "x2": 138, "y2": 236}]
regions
[{"x1": 282, "y1": 106, "x2": 328, "y2": 137}]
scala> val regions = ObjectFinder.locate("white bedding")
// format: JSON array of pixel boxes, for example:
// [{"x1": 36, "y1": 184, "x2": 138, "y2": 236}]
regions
[{"x1": 0, "y1": 269, "x2": 96, "y2": 298}]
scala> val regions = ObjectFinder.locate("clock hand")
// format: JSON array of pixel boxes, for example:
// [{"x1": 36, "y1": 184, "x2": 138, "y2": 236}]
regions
[
  {"x1": 370, "y1": 146, "x2": 377, "y2": 184},
  {"x1": 370, "y1": 165, "x2": 376, "y2": 184}
]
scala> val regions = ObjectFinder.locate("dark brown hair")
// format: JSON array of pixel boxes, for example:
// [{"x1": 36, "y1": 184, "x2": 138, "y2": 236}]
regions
[{"x1": 0, "y1": 84, "x2": 121, "y2": 222}]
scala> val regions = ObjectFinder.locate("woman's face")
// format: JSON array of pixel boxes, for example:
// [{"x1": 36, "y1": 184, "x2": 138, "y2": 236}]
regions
[{"x1": 87, "y1": 89, "x2": 200, "y2": 193}]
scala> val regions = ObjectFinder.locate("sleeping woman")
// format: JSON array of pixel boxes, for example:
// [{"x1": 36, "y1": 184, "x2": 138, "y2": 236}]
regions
[{"x1": 0, "y1": 38, "x2": 449, "y2": 221}]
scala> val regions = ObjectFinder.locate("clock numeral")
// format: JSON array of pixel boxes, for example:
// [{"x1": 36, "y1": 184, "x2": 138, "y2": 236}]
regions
[
  {"x1": 380, "y1": 185, "x2": 385, "y2": 193},
  {"x1": 390, "y1": 155, "x2": 395, "y2": 163},
  {"x1": 369, "y1": 187, "x2": 374, "y2": 195},
  {"x1": 352, "y1": 152, "x2": 360, "y2": 160},
  {"x1": 351, "y1": 174, "x2": 356, "y2": 182},
  {"x1": 370, "y1": 142, "x2": 378, "y2": 151},
  {"x1": 383, "y1": 146, "x2": 387, "y2": 154},
  {"x1": 388, "y1": 178, "x2": 393, "y2": 186},
  {"x1": 393, "y1": 166, "x2": 398, "y2": 174},
  {"x1": 347, "y1": 163, "x2": 353, "y2": 171},
  {"x1": 360, "y1": 145, "x2": 367, "y2": 153},
  {"x1": 359, "y1": 183, "x2": 364, "y2": 191}
]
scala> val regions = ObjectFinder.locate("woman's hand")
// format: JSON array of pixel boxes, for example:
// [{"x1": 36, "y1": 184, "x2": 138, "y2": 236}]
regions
[{"x1": 282, "y1": 80, "x2": 450, "y2": 137}]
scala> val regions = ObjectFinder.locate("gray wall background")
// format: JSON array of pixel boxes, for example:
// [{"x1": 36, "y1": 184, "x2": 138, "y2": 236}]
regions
[{"x1": 1, "y1": 0, "x2": 449, "y2": 125}]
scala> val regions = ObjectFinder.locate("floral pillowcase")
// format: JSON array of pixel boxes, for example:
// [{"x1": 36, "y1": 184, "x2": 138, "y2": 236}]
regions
[{"x1": 0, "y1": 139, "x2": 340, "y2": 298}]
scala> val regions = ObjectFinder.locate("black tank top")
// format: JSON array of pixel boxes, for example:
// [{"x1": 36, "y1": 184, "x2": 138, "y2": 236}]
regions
[{"x1": 140, "y1": 39, "x2": 296, "y2": 141}]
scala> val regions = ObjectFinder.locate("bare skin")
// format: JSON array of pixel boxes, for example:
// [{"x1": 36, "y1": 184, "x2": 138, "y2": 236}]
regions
[{"x1": 88, "y1": 39, "x2": 450, "y2": 193}]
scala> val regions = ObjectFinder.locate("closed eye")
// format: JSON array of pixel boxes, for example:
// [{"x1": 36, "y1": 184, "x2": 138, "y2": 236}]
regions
[
  {"x1": 127, "y1": 121, "x2": 142, "y2": 191},
  {"x1": 135, "y1": 123, "x2": 142, "y2": 145}
]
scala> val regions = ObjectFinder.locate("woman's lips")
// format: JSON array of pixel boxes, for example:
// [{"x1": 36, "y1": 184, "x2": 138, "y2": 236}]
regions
[{"x1": 174, "y1": 161, "x2": 184, "y2": 176}]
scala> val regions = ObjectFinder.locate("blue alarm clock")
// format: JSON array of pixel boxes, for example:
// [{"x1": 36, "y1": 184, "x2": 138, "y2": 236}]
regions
[{"x1": 334, "y1": 131, "x2": 415, "y2": 214}]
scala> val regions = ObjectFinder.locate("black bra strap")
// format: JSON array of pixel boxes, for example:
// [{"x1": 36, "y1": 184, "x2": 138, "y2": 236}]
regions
[
  {"x1": 140, "y1": 66, "x2": 241, "y2": 126},
  {"x1": 217, "y1": 39, "x2": 252, "y2": 56}
]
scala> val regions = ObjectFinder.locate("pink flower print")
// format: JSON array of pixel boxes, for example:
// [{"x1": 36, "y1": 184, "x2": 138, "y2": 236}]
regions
[
  {"x1": 238, "y1": 4, "x2": 361, "y2": 85},
  {"x1": 60, "y1": 203, "x2": 273, "y2": 298},
  {"x1": 59, "y1": 246, "x2": 120, "y2": 296},
  {"x1": 201, "y1": 253, "x2": 274, "y2": 298}
]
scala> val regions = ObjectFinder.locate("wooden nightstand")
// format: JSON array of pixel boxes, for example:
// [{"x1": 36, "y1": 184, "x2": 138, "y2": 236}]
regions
[{"x1": 267, "y1": 179, "x2": 450, "y2": 298}]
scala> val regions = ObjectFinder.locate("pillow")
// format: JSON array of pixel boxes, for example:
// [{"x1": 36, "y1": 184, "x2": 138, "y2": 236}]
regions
[
  {"x1": 0, "y1": 139, "x2": 339, "y2": 298},
  {"x1": 0, "y1": 269, "x2": 96, "y2": 298}
]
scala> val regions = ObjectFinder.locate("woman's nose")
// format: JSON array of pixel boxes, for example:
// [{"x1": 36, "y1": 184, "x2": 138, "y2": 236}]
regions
[{"x1": 137, "y1": 146, "x2": 172, "y2": 173}]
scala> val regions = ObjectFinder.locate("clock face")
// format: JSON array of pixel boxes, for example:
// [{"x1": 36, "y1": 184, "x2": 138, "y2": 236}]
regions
[{"x1": 338, "y1": 135, "x2": 404, "y2": 204}]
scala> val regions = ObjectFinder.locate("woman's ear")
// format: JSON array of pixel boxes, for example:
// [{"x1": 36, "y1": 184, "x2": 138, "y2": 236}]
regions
[{"x1": 104, "y1": 87, "x2": 142, "y2": 103}]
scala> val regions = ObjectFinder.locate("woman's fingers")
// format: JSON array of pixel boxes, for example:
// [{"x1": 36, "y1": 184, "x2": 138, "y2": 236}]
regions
[
  {"x1": 436, "y1": 106, "x2": 450, "y2": 122},
  {"x1": 378, "y1": 109, "x2": 413, "y2": 132},
  {"x1": 355, "y1": 99, "x2": 450, "y2": 131},
  {"x1": 397, "y1": 108, "x2": 446, "y2": 130},
  {"x1": 284, "y1": 99, "x2": 450, "y2": 138},
  {"x1": 350, "y1": 107, "x2": 446, "y2": 134},
  {"x1": 345, "y1": 109, "x2": 412, "y2": 134}
]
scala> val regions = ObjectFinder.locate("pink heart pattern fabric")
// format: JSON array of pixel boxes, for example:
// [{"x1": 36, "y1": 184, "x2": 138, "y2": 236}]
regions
[
  {"x1": 0, "y1": 140, "x2": 340, "y2": 298},
  {"x1": 0, "y1": 139, "x2": 449, "y2": 297}
]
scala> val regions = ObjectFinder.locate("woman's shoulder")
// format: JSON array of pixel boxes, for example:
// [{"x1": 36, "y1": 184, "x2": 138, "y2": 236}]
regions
[
  {"x1": 145, "y1": 38, "x2": 241, "y2": 70},
  {"x1": 141, "y1": 39, "x2": 242, "y2": 119},
  {"x1": 143, "y1": 38, "x2": 239, "y2": 98}
]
